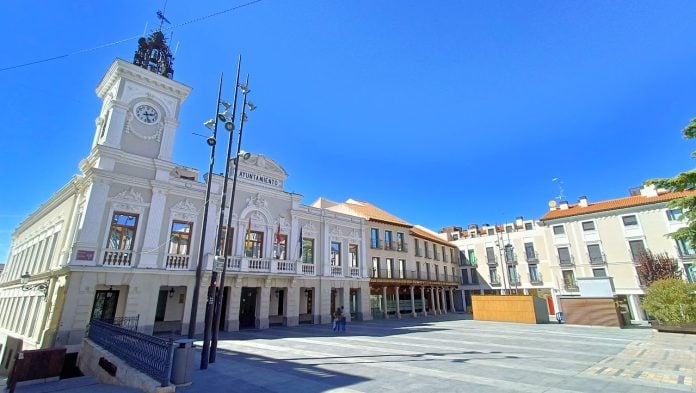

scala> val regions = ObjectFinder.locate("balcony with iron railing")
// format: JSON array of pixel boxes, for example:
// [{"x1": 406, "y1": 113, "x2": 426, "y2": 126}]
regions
[
  {"x1": 415, "y1": 247, "x2": 423, "y2": 257},
  {"x1": 396, "y1": 242, "x2": 409, "y2": 253},
  {"x1": 504, "y1": 252, "x2": 518, "y2": 265},
  {"x1": 370, "y1": 269, "x2": 460, "y2": 284},
  {"x1": 529, "y1": 271, "x2": 543, "y2": 285},
  {"x1": 486, "y1": 256, "x2": 498, "y2": 266},
  {"x1": 563, "y1": 281, "x2": 579, "y2": 292},
  {"x1": 490, "y1": 277, "x2": 501, "y2": 286},
  {"x1": 508, "y1": 273, "x2": 521, "y2": 286},
  {"x1": 384, "y1": 241, "x2": 395, "y2": 251},
  {"x1": 460, "y1": 256, "x2": 478, "y2": 267},
  {"x1": 434, "y1": 251, "x2": 440, "y2": 261},
  {"x1": 525, "y1": 251, "x2": 539, "y2": 263},
  {"x1": 370, "y1": 240, "x2": 383, "y2": 250},
  {"x1": 588, "y1": 252, "x2": 607, "y2": 265},
  {"x1": 558, "y1": 255, "x2": 575, "y2": 267}
]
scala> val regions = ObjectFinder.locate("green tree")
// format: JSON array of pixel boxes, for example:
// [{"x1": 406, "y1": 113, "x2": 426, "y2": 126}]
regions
[
  {"x1": 641, "y1": 279, "x2": 696, "y2": 324},
  {"x1": 647, "y1": 118, "x2": 696, "y2": 246}
]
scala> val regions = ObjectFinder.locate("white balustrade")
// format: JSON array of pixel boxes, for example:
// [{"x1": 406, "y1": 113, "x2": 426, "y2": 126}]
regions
[
  {"x1": 331, "y1": 266, "x2": 343, "y2": 277},
  {"x1": 350, "y1": 267, "x2": 360, "y2": 277},
  {"x1": 102, "y1": 249, "x2": 132, "y2": 267},
  {"x1": 165, "y1": 254, "x2": 189, "y2": 270},
  {"x1": 302, "y1": 264, "x2": 316, "y2": 276}
]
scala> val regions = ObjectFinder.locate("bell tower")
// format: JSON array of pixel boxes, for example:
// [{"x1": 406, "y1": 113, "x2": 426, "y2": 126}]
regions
[{"x1": 90, "y1": 29, "x2": 190, "y2": 161}]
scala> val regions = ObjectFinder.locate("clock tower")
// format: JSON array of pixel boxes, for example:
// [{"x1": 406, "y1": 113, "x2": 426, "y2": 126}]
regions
[{"x1": 90, "y1": 30, "x2": 191, "y2": 161}]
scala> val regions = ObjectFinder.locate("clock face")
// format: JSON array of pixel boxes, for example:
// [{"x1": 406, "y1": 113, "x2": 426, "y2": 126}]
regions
[{"x1": 134, "y1": 104, "x2": 159, "y2": 124}]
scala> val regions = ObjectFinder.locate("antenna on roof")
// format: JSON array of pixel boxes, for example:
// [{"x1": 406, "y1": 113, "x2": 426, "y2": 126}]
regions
[{"x1": 552, "y1": 177, "x2": 565, "y2": 201}]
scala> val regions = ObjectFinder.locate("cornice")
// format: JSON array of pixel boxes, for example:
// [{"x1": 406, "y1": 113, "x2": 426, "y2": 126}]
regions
[
  {"x1": 96, "y1": 59, "x2": 192, "y2": 101},
  {"x1": 14, "y1": 176, "x2": 85, "y2": 235}
]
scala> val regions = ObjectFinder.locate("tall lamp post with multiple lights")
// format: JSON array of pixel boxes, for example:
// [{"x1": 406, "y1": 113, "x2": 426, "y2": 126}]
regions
[
  {"x1": 188, "y1": 74, "x2": 224, "y2": 341},
  {"x1": 209, "y1": 73, "x2": 255, "y2": 364}
]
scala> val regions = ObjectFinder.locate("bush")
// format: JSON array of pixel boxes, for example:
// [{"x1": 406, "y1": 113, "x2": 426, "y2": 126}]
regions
[{"x1": 641, "y1": 279, "x2": 696, "y2": 324}]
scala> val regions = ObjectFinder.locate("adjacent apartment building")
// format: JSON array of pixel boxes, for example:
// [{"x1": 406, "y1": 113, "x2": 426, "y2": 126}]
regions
[{"x1": 313, "y1": 199, "x2": 460, "y2": 319}]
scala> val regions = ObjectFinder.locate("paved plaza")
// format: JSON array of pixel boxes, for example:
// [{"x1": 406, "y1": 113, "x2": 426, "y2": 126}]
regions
[{"x1": 17, "y1": 314, "x2": 696, "y2": 393}]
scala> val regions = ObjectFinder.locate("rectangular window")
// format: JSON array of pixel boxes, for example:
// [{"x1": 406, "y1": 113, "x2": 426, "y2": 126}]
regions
[
  {"x1": 442, "y1": 246, "x2": 447, "y2": 262},
  {"x1": 349, "y1": 244, "x2": 359, "y2": 267},
  {"x1": 471, "y1": 268, "x2": 479, "y2": 284},
  {"x1": 587, "y1": 244, "x2": 603, "y2": 263},
  {"x1": 685, "y1": 263, "x2": 695, "y2": 283},
  {"x1": 415, "y1": 238, "x2": 421, "y2": 256},
  {"x1": 622, "y1": 215, "x2": 638, "y2": 227},
  {"x1": 245, "y1": 231, "x2": 264, "y2": 258},
  {"x1": 330, "y1": 241, "x2": 341, "y2": 266},
  {"x1": 524, "y1": 222, "x2": 533, "y2": 230},
  {"x1": 452, "y1": 233, "x2": 459, "y2": 240},
  {"x1": 384, "y1": 230, "x2": 393, "y2": 250},
  {"x1": 552, "y1": 225, "x2": 565, "y2": 235},
  {"x1": 398, "y1": 259, "x2": 405, "y2": 278},
  {"x1": 581, "y1": 221, "x2": 595, "y2": 231},
  {"x1": 396, "y1": 232, "x2": 405, "y2": 251},
  {"x1": 468, "y1": 249, "x2": 476, "y2": 265},
  {"x1": 372, "y1": 257, "x2": 380, "y2": 278},
  {"x1": 486, "y1": 247, "x2": 496, "y2": 263},
  {"x1": 273, "y1": 234, "x2": 287, "y2": 260},
  {"x1": 529, "y1": 265, "x2": 541, "y2": 282},
  {"x1": 508, "y1": 265, "x2": 519, "y2": 283},
  {"x1": 107, "y1": 212, "x2": 138, "y2": 250},
  {"x1": 677, "y1": 239, "x2": 696, "y2": 257},
  {"x1": 592, "y1": 268, "x2": 607, "y2": 277},
  {"x1": 505, "y1": 225, "x2": 513, "y2": 233},
  {"x1": 426, "y1": 263, "x2": 431, "y2": 280},
  {"x1": 433, "y1": 244, "x2": 438, "y2": 260},
  {"x1": 461, "y1": 269, "x2": 470, "y2": 284},
  {"x1": 217, "y1": 227, "x2": 234, "y2": 257},
  {"x1": 557, "y1": 247, "x2": 572, "y2": 265},
  {"x1": 628, "y1": 240, "x2": 645, "y2": 261},
  {"x1": 416, "y1": 261, "x2": 421, "y2": 279},
  {"x1": 524, "y1": 242, "x2": 536, "y2": 261},
  {"x1": 424, "y1": 241, "x2": 430, "y2": 258},
  {"x1": 489, "y1": 267, "x2": 499, "y2": 284},
  {"x1": 371, "y1": 228, "x2": 379, "y2": 249},
  {"x1": 386, "y1": 258, "x2": 394, "y2": 278},
  {"x1": 302, "y1": 238, "x2": 314, "y2": 264},
  {"x1": 487, "y1": 228, "x2": 495, "y2": 235},
  {"x1": 435, "y1": 266, "x2": 440, "y2": 281},
  {"x1": 562, "y1": 270, "x2": 577, "y2": 289},
  {"x1": 667, "y1": 208, "x2": 683, "y2": 221},
  {"x1": 168, "y1": 221, "x2": 192, "y2": 255}
]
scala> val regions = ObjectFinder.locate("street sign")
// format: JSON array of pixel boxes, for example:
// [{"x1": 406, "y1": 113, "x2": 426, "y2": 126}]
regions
[{"x1": 213, "y1": 256, "x2": 225, "y2": 272}]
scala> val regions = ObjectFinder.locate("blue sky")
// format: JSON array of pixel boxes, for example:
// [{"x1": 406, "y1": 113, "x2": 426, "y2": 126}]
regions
[{"x1": 1, "y1": 1, "x2": 695, "y2": 262}]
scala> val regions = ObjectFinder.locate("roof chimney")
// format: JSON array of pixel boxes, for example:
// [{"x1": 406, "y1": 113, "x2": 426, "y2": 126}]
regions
[
  {"x1": 640, "y1": 184, "x2": 658, "y2": 197},
  {"x1": 559, "y1": 201, "x2": 569, "y2": 210},
  {"x1": 578, "y1": 196, "x2": 588, "y2": 207}
]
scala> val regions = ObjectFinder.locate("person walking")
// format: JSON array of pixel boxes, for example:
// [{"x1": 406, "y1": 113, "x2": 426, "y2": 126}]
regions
[
  {"x1": 333, "y1": 307, "x2": 341, "y2": 332},
  {"x1": 339, "y1": 306, "x2": 346, "y2": 333}
]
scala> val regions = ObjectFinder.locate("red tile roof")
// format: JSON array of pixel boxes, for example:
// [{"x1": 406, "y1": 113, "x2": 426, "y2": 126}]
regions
[
  {"x1": 540, "y1": 190, "x2": 696, "y2": 221},
  {"x1": 341, "y1": 199, "x2": 412, "y2": 227},
  {"x1": 410, "y1": 226, "x2": 454, "y2": 247}
]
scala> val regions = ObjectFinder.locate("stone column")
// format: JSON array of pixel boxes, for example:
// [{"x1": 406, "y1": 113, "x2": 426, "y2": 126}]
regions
[
  {"x1": 342, "y1": 287, "x2": 351, "y2": 323},
  {"x1": 285, "y1": 286, "x2": 299, "y2": 327},
  {"x1": 430, "y1": 287, "x2": 438, "y2": 315},
  {"x1": 256, "y1": 286, "x2": 270, "y2": 329},
  {"x1": 420, "y1": 286, "x2": 427, "y2": 316},
  {"x1": 139, "y1": 187, "x2": 167, "y2": 268},
  {"x1": 410, "y1": 286, "x2": 417, "y2": 318},
  {"x1": 395, "y1": 286, "x2": 401, "y2": 319},
  {"x1": 382, "y1": 286, "x2": 389, "y2": 319},
  {"x1": 227, "y1": 285, "x2": 241, "y2": 331},
  {"x1": 449, "y1": 288, "x2": 456, "y2": 312},
  {"x1": 440, "y1": 287, "x2": 447, "y2": 315}
]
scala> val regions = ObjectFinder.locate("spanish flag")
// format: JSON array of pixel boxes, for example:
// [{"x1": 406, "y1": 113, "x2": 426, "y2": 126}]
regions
[{"x1": 244, "y1": 217, "x2": 251, "y2": 252}]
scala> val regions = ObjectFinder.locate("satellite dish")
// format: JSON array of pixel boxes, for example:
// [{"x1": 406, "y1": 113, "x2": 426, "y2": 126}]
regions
[{"x1": 548, "y1": 200, "x2": 557, "y2": 208}]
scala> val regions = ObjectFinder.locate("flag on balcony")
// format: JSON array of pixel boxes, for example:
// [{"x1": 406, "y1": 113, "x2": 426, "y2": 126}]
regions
[
  {"x1": 275, "y1": 223, "x2": 282, "y2": 259},
  {"x1": 244, "y1": 217, "x2": 251, "y2": 252},
  {"x1": 298, "y1": 227, "x2": 303, "y2": 259}
]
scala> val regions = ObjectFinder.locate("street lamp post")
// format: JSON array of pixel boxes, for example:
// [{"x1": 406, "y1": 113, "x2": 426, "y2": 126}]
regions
[
  {"x1": 188, "y1": 73, "x2": 224, "y2": 342},
  {"x1": 210, "y1": 73, "x2": 255, "y2": 363}
]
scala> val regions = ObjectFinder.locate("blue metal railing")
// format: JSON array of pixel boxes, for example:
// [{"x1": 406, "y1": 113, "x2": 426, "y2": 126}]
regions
[{"x1": 87, "y1": 320, "x2": 174, "y2": 387}]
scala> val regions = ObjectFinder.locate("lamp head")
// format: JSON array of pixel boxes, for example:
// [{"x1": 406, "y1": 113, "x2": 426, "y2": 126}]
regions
[
  {"x1": 20, "y1": 272, "x2": 30, "y2": 284},
  {"x1": 239, "y1": 150, "x2": 251, "y2": 160},
  {"x1": 204, "y1": 119, "x2": 215, "y2": 130},
  {"x1": 239, "y1": 84, "x2": 250, "y2": 94},
  {"x1": 219, "y1": 100, "x2": 231, "y2": 110},
  {"x1": 246, "y1": 101, "x2": 257, "y2": 111},
  {"x1": 206, "y1": 136, "x2": 216, "y2": 146},
  {"x1": 224, "y1": 121, "x2": 235, "y2": 131}
]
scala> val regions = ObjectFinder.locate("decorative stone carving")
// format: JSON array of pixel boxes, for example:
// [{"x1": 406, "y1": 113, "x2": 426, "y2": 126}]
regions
[
  {"x1": 124, "y1": 111, "x2": 163, "y2": 142},
  {"x1": 301, "y1": 221, "x2": 318, "y2": 236},
  {"x1": 112, "y1": 188, "x2": 146, "y2": 214},
  {"x1": 171, "y1": 199, "x2": 199, "y2": 221},
  {"x1": 114, "y1": 188, "x2": 144, "y2": 203},
  {"x1": 246, "y1": 193, "x2": 268, "y2": 209}
]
